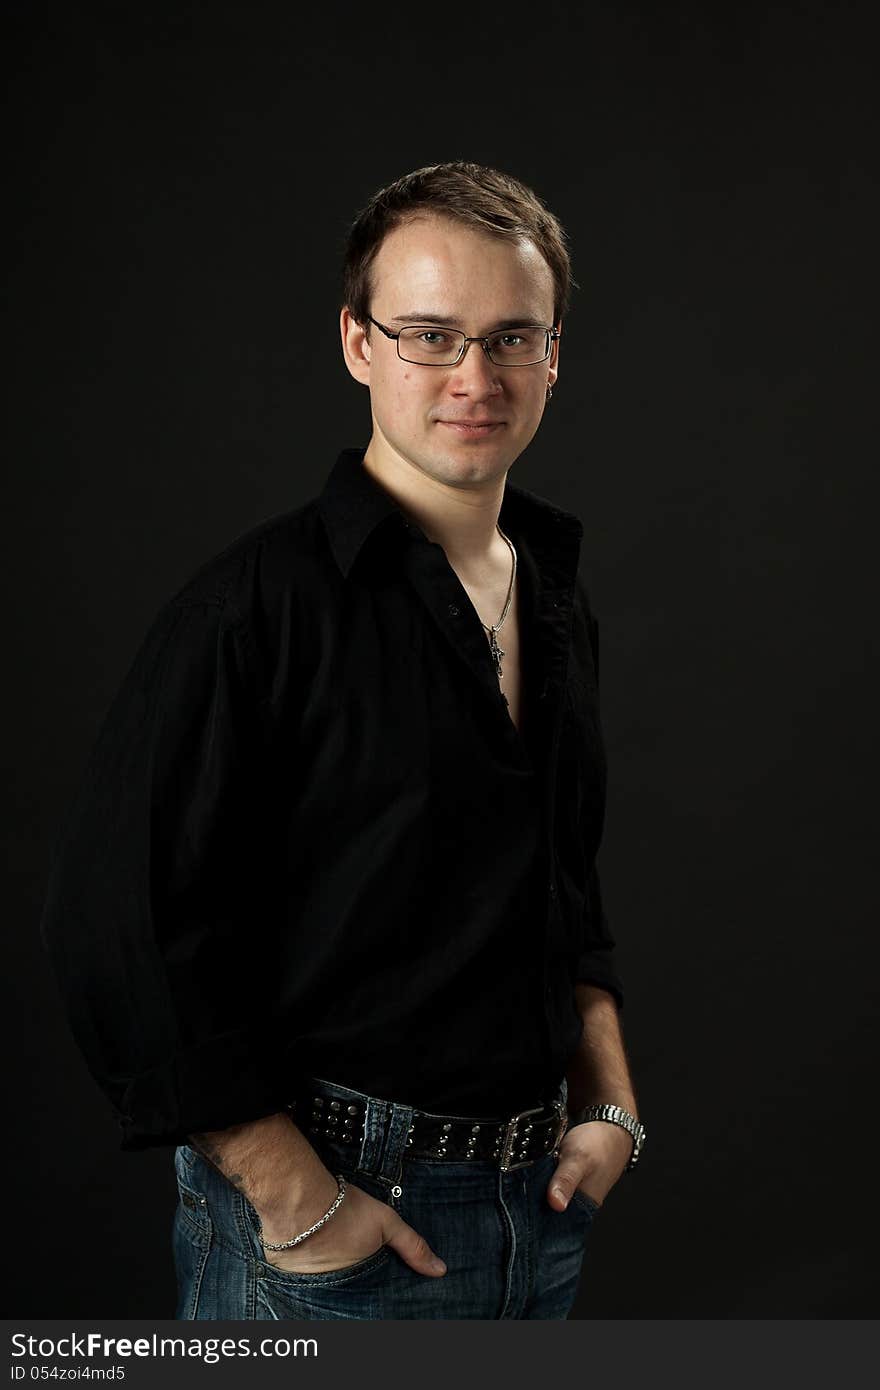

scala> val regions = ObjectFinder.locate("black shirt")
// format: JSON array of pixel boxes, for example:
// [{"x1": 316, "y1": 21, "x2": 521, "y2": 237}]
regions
[{"x1": 40, "y1": 447, "x2": 623, "y2": 1151}]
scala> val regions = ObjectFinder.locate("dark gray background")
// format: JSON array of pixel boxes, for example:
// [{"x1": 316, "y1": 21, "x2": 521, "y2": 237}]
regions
[{"x1": 5, "y1": 1, "x2": 877, "y2": 1317}]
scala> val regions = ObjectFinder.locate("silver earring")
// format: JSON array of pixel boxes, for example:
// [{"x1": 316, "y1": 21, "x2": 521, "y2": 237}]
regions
[{"x1": 546, "y1": 384, "x2": 553, "y2": 402}]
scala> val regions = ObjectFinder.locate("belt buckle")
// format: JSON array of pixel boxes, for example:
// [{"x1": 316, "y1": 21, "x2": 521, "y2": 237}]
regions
[{"x1": 499, "y1": 1101, "x2": 566, "y2": 1172}]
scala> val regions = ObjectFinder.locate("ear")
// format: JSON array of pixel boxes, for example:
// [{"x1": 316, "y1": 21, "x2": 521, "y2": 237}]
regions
[
  {"x1": 340, "y1": 306, "x2": 371, "y2": 386},
  {"x1": 547, "y1": 318, "x2": 562, "y2": 391}
]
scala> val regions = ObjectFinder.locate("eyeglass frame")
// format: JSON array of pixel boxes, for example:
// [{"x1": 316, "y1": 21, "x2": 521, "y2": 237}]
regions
[{"x1": 366, "y1": 315, "x2": 562, "y2": 367}]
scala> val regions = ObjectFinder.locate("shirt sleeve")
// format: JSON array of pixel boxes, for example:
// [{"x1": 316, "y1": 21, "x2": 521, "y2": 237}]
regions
[
  {"x1": 572, "y1": 606, "x2": 626, "y2": 1010},
  {"x1": 575, "y1": 861, "x2": 625, "y2": 1010},
  {"x1": 40, "y1": 594, "x2": 289, "y2": 1150}
]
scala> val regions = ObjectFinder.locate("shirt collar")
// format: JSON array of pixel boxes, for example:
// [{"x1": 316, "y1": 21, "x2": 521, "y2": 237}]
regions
[{"x1": 318, "y1": 447, "x2": 583, "y2": 578}]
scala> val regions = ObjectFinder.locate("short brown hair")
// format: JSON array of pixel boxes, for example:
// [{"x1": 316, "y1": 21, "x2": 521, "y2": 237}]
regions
[{"x1": 342, "y1": 161, "x2": 576, "y2": 336}]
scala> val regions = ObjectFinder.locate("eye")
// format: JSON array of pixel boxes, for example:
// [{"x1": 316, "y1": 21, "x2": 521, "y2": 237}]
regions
[{"x1": 417, "y1": 330, "x2": 451, "y2": 345}]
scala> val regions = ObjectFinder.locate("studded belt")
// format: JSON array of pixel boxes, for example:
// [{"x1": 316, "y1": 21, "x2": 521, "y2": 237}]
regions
[{"x1": 288, "y1": 1082, "x2": 569, "y2": 1172}]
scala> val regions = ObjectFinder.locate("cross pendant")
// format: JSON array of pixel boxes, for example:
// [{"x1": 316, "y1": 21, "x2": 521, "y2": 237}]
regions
[{"x1": 488, "y1": 626, "x2": 505, "y2": 678}]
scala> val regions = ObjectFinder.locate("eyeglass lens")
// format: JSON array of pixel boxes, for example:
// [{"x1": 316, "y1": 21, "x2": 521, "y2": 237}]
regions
[{"x1": 397, "y1": 326, "x2": 550, "y2": 365}]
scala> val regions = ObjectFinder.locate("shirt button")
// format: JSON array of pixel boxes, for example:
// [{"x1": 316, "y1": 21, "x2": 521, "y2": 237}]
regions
[{"x1": 448, "y1": 604, "x2": 460, "y2": 617}]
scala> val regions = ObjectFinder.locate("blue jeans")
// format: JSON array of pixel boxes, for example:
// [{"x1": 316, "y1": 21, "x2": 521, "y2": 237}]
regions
[{"x1": 172, "y1": 1076, "x2": 598, "y2": 1319}]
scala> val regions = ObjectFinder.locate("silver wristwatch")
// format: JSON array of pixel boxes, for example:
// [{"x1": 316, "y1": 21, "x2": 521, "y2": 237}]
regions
[{"x1": 568, "y1": 1103, "x2": 646, "y2": 1171}]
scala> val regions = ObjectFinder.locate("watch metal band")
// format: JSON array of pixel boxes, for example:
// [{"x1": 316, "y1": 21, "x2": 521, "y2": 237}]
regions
[{"x1": 569, "y1": 1102, "x2": 646, "y2": 1171}]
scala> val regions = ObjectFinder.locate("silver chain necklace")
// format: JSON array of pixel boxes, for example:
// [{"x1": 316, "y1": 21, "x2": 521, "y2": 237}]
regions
[{"x1": 479, "y1": 524, "x2": 517, "y2": 680}]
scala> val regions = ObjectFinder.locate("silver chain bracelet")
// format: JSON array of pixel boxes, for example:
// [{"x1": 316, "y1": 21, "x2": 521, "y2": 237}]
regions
[{"x1": 260, "y1": 1174, "x2": 347, "y2": 1251}]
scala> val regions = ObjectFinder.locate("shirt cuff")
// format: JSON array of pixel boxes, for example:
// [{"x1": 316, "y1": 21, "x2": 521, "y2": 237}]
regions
[
  {"x1": 574, "y1": 948, "x2": 625, "y2": 1011},
  {"x1": 116, "y1": 1026, "x2": 291, "y2": 1151}
]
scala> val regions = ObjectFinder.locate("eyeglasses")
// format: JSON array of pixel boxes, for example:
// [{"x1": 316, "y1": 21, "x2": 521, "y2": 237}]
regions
[{"x1": 367, "y1": 316, "x2": 561, "y2": 367}]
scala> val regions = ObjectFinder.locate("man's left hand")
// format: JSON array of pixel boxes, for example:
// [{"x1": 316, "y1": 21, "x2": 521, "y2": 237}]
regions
[{"x1": 546, "y1": 1120, "x2": 633, "y2": 1212}]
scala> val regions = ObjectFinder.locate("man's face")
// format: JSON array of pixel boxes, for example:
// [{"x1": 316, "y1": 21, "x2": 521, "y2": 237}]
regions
[{"x1": 341, "y1": 214, "x2": 560, "y2": 491}]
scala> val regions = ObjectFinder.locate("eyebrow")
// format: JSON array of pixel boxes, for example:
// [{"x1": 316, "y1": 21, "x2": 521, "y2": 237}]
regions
[{"x1": 388, "y1": 313, "x2": 544, "y2": 330}]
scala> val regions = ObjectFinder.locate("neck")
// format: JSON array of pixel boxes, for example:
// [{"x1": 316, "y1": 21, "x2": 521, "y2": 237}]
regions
[{"x1": 362, "y1": 436, "x2": 507, "y2": 568}]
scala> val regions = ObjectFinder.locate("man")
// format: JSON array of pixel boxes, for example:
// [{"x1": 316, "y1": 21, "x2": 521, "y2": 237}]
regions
[{"x1": 41, "y1": 161, "x2": 645, "y2": 1319}]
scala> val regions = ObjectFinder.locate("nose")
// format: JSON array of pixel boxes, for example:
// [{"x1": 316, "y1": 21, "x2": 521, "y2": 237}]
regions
[{"x1": 448, "y1": 338, "x2": 502, "y2": 396}]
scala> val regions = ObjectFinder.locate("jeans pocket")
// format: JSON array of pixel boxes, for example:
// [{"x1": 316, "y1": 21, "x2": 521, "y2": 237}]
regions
[
  {"x1": 242, "y1": 1166, "x2": 394, "y2": 1288},
  {"x1": 570, "y1": 1188, "x2": 601, "y2": 1218},
  {"x1": 259, "y1": 1242, "x2": 392, "y2": 1288},
  {"x1": 249, "y1": 1175, "x2": 394, "y2": 1321}
]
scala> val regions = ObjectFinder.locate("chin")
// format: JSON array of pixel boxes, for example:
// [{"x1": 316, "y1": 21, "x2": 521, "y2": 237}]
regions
[{"x1": 436, "y1": 456, "x2": 512, "y2": 488}]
